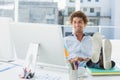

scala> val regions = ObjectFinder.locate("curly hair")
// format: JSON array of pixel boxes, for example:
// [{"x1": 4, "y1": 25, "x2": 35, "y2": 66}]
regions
[{"x1": 69, "y1": 11, "x2": 88, "y2": 25}]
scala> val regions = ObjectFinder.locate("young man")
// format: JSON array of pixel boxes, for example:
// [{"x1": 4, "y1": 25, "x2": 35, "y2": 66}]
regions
[{"x1": 64, "y1": 11, "x2": 115, "y2": 70}]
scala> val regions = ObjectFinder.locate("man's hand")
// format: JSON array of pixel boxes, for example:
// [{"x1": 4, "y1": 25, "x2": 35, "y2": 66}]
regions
[
  {"x1": 69, "y1": 57, "x2": 84, "y2": 63},
  {"x1": 69, "y1": 58, "x2": 77, "y2": 63},
  {"x1": 76, "y1": 57, "x2": 84, "y2": 62},
  {"x1": 83, "y1": 58, "x2": 90, "y2": 61}
]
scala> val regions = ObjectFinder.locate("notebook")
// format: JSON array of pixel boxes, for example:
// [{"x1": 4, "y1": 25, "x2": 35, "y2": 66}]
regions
[
  {"x1": 0, "y1": 62, "x2": 17, "y2": 72},
  {"x1": 87, "y1": 66, "x2": 120, "y2": 76}
]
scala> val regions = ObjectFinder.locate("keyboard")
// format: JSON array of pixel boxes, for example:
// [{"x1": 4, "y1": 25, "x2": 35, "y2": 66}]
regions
[{"x1": 34, "y1": 69, "x2": 68, "y2": 80}]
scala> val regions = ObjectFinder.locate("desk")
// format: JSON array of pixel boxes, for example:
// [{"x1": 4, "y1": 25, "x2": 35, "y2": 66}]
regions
[
  {"x1": 0, "y1": 60, "x2": 69, "y2": 80},
  {"x1": 0, "y1": 65, "x2": 22, "y2": 80},
  {"x1": 0, "y1": 60, "x2": 120, "y2": 80}
]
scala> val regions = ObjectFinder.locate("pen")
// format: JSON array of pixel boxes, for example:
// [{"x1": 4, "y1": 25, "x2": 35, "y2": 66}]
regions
[
  {"x1": 70, "y1": 63, "x2": 74, "y2": 70},
  {"x1": 25, "y1": 69, "x2": 31, "y2": 79},
  {"x1": 23, "y1": 67, "x2": 27, "y2": 78},
  {"x1": 75, "y1": 61, "x2": 79, "y2": 70}
]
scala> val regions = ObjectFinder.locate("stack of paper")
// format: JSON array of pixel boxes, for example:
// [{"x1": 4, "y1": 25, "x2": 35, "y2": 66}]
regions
[
  {"x1": 0, "y1": 62, "x2": 16, "y2": 72},
  {"x1": 87, "y1": 66, "x2": 120, "y2": 76}
]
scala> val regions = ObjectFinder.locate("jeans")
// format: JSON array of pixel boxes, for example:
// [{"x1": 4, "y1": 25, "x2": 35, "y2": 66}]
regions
[{"x1": 86, "y1": 60, "x2": 115, "y2": 69}]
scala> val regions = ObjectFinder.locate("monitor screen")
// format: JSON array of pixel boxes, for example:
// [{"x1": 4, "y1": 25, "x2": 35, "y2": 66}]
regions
[
  {"x1": 0, "y1": 18, "x2": 15, "y2": 61},
  {"x1": 10, "y1": 23, "x2": 66, "y2": 67}
]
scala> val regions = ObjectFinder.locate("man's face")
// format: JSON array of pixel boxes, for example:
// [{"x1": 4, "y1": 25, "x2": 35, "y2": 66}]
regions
[{"x1": 72, "y1": 17, "x2": 85, "y2": 33}]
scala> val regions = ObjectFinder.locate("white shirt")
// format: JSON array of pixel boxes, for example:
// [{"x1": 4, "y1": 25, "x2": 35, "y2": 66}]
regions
[{"x1": 64, "y1": 34, "x2": 92, "y2": 60}]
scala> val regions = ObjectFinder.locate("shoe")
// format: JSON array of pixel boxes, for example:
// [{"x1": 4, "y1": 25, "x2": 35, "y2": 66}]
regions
[
  {"x1": 103, "y1": 39, "x2": 112, "y2": 70},
  {"x1": 91, "y1": 32, "x2": 102, "y2": 63}
]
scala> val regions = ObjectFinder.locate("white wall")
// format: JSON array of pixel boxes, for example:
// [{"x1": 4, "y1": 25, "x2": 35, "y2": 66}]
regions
[{"x1": 111, "y1": 40, "x2": 120, "y2": 66}]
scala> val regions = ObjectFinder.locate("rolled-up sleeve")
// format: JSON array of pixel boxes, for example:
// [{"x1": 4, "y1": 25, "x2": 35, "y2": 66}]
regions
[{"x1": 64, "y1": 37, "x2": 77, "y2": 60}]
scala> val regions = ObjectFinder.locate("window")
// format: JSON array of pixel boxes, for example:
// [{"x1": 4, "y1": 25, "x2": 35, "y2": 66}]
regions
[
  {"x1": 95, "y1": 0, "x2": 99, "y2": 2},
  {"x1": 47, "y1": 19, "x2": 54, "y2": 24},
  {"x1": 65, "y1": 32, "x2": 72, "y2": 36},
  {"x1": 89, "y1": 19, "x2": 99, "y2": 26},
  {"x1": 80, "y1": 0, "x2": 83, "y2": 3},
  {"x1": 69, "y1": 0, "x2": 75, "y2": 2},
  {"x1": 90, "y1": 8, "x2": 94, "y2": 13},
  {"x1": 96, "y1": 12, "x2": 100, "y2": 16},
  {"x1": 88, "y1": 0, "x2": 91, "y2": 2},
  {"x1": 68, "y1": 7, "x2": 75, "y2": 16},
  {"x1": 0, "y1": 1, "x2": 14, "y2": 20},
  {"x1": 83, "y1": 7, "x2": 87, "y2": 12}
]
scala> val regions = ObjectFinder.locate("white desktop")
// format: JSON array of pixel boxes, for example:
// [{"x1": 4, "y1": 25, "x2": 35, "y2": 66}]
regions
[{"x1": 10, "y1": 22, "x2": 67, "y2": 66}]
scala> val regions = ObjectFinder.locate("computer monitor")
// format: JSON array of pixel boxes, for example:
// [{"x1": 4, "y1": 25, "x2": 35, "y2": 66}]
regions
[
  {"x1": 10, "y1": 23, "x2": 66, "y2": 67},
  {"x1": 0, "y1": 18, "x2": 15, "y2": 61}
]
